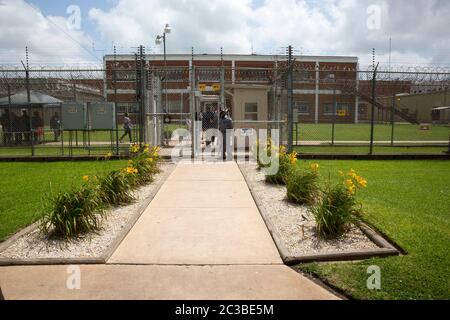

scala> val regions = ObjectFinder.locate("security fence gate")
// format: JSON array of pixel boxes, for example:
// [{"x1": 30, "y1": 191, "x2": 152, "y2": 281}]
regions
[{"x1": 1, "y1": 50, "x2": 449, "y2": 158}]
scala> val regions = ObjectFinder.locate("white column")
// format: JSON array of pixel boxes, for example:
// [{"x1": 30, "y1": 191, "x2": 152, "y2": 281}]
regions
[
  {"x1": 315, "y1": 61, "x2": 319, "y2": 124},
  {"x1": 355, "y1": 62, "x2": 359, "y2": 124},
  {"x1": 232, "y1": 60, "x2": 235, "y2": 84}
]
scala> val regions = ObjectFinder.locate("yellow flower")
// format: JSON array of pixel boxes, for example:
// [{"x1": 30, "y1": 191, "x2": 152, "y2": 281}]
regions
[
  {"x1": 358, "y1": 178, "x2": 367, "y2": 188},
  {"x1": 125, "y1": 166, "x2": 137, "y2": 175},
  {"x1": 104, "y1": 152, "x2": 113, "y2": 159},
  {"x1": 289, "y1": 152, "x2": 297, "y2": 166},
  {"x1": 345, "y1": 179, "x2": 354, "y2": 188},
  {"x1": 339, "y1": 170, "x2": 345, "y2": 177},
  {"x1": 348, "y1": 169, "x2": 357, "y2": 179},
  {"x1": 82, "y1": 175, "x2": 89, "y2": 182},
  {"x1": 310, "y1": 163, "x2": 319, "y2": 171},
  {"x1": 128, "y1": 160, "x2": 134, "y2": 165},
  {"x1": 279, "y1": 145, "x2": 287, "y2": 154}
]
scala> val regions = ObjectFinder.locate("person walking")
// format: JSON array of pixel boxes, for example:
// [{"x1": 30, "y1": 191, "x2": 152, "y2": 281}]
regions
[
  {"x1": 119, "y1": 112, "x2": 133, "y2": 143},
  {"x1": 219, "y1": 110, "x2": 234, "y2": 160},
  {"x1": 50, "y1": 111, "x2": 61, "y2": 142}
]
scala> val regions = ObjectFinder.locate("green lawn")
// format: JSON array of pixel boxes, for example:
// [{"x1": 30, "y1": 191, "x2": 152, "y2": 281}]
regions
[
  {"x1": 294, "y1": 123, "x2": 450, "y2": 142},
  {"x1": 0, "y1": 160, "x2": 127, "y2": 241},
  {"x1": 295, "y1": 145, "x2": 448, "y2": 155},
  {"x1": 294, "y1": 160, "x2": 450, "y2": 300}
]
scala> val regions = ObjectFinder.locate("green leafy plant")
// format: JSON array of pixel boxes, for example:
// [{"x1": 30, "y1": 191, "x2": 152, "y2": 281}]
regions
[
  {"x1": 97, "y1": 170, "x2": 135, "y2": 206},
  {"x1": 40, "y1": 184, "x2": 105, "y2": 239},
  {"x1": 286, "y1": 163, "x2": 320, "y2": 205},
  {"x1": 265, "y1": 146, "x2": 294, "y2": 185},
  {"x1": 311, "y1": 169, "x2": 367, "y2": 239},
  {"x1": 254, "y1": 139, "x2": 272, "y2": 169}
]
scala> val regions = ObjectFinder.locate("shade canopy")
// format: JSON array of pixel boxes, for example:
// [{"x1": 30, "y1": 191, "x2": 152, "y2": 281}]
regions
[{"x1": 0, "y1": 90, "x2": 63, "y2": 107}]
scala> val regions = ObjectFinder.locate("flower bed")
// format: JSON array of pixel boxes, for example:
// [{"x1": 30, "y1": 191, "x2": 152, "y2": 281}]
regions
[{"x1": 239, "y1": 163, "x2": 379, "y2": 258}]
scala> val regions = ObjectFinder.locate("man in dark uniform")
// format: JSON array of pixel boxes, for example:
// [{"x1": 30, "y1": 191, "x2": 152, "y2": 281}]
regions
[
  {"x1": 202, "y1": 106, "x2": 218, "y2": 146},
  {"x1": 0, "y1": 109, "x2": 12, "y2": 145},
  {"x1": 50, "y1": 111, "x2": 61, "y2": 142},
  {"x1": 219, "y1": 110, "x2": 233, "y2": 160}
]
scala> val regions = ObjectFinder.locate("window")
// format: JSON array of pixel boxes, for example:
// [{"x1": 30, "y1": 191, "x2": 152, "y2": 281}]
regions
[
  {"x1": 323, "y1": 103, "x2": 335, "y2": 115},
  {"x1": 323, "y1": 103, "x2": 351, "y2": 116},
  {"x1": 116, "y1": 102, "x2": 139, "y2": 114},
  {"x1": 293, "y1": 70, "x2": 311, "y2": 82},
  {"x1": 114, "y1": 70, "x2": 136, "y2": 81},
  {"x1": 337, "y1": 104, "x2": 350, "y2": 116},
  {"x1": 295, "y1": 102, "x2": 309, "y2": 115},
  {"x1": 244, "y1": 103, "x2": 258, "y2": 121},
  {"x1": 168, "y1": 100, "x2": 182, "y2": 113}
]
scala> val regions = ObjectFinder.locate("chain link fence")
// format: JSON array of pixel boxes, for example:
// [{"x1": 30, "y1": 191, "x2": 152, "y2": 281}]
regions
[{"x1": 1, "y1": 60, "x2": 448, "y2": 158}]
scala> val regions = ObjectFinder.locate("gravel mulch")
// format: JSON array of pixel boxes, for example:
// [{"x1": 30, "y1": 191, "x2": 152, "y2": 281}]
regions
[
  {"x1": 0, "y1": 163, "x2": 175, "y2": 260},
  {"x1": 239, "y1": 163, "x2": 378, "y2": 257}
]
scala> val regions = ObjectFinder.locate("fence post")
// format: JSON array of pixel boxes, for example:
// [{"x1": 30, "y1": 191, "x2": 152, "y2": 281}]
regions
[
  {"x1": 391, "y1": 90, "x2": 395, "y2": 146},
  {"x1": 369, "y1": 63, "x2": 379, "y2": 155},
  {"x1": 287, "y1": 45, "x2": 294, "y2": 153},
  {"x1": 22, "y1": 58, "x2": 35, "y2": 157},
  {"x1": 113, "y1": 46, "x2": 120, "y2": 155},
  {"x1": 332, "y1": 87, "x2": 336, "y2": 146}
]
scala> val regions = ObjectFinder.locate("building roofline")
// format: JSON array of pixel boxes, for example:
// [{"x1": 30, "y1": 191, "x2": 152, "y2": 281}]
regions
[{"x1": 104, "y1": 53, "x2": 359, "y2": 64}]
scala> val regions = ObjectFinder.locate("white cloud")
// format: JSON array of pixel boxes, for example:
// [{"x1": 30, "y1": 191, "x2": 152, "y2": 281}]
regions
[
  {"x1": 89, "y1": 0, "x2": 450, "y2": 68},
  {"x1": 0, "y1": 0, "x2": 448, "y2": 68},
  {"x1": 0, "y1": 0, "x2": 97, "y2": 67}
]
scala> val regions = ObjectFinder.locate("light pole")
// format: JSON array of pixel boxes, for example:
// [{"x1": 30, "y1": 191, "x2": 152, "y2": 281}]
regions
[
  {"x1": 326, "y1": 73, "x2": 336, "y2": 146},
  {"x1": 155, "y1": 23, "x2": 172, "y2": 114}
]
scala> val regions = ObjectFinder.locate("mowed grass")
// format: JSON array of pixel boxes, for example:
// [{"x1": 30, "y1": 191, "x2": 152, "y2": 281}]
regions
[
  {"x1": 0, "y1": 160, "x2": 127, "y2": 241},
  {"x1": 294, "y1": 123, "x2": 450, "y2": 142},
  {"x1": 294, "y1": 160, "x2": 450, "y2": 300},
  {"x1": 295, "y1": 145, "x2": 448, "y2": 155}
]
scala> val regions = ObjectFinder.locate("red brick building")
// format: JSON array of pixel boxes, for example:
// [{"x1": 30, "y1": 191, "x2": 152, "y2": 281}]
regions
[{"x1": 104, "y1": 54, "x2": 360, "y2": 124}]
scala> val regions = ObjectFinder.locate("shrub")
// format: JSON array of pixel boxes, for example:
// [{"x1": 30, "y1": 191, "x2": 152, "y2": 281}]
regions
[
  {"x1": 286, "y1": 163, "x2": 320, "y2": 205},
  {"x1": 265, "y1": 147, "x2": 296, "y2": 185},
  {"x1": 130, "y1": 145, "x2": 160, "y2": 186},
  {"x1": 254, "y1": 138, "x2": 272, "y2": 169},
  {"x1": 311, "y1": 169, "x2": 367, "y2": 239},
  {"x1": 98, "y1": 170, "x2": 135, "y2": 206},
  {"x1": 40, "y1": 183, "x2": 105, "y2": 239}
]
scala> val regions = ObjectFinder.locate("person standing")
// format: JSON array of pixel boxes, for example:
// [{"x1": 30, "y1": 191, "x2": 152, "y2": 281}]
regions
[
  {"x1": 203, "y1": 106, "x2": 218, "y2": 146},
  {"x1": 32, "y1": 111, "x2": 44, "y2": 144},
  {"x1": 50, "y1": 111, "x2": 61, "y2": 142},
  {"x1": 219, "y1": 110, "x2": 234, "y2": 160},
  {"x1": 20, "y1": 110, "x2": 30, "y2": 145},
  {"x1": 0, "y1": 109, "x2": 12, "y2": 145},
  {"x1": 119, "y1": 112, "x2": 133, "y2": 143}
]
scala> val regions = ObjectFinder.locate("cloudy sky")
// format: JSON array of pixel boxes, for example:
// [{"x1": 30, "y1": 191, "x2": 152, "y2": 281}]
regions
[{"x1": 0, "y1": 0, "x2": 449, "y2": 68}]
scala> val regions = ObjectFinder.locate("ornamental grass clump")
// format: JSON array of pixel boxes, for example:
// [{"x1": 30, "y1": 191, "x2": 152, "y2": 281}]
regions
[
  {"x1": 97, "y1": 169, "x2": 136, "y2": 206},
  {"x1": 254, "y1": 138, "x2": 273, "y2": 169},
  {"x1": 286, "y1": 163, "x2": 320, "y2": 205},
  {"x1": 311, "y1": 169, "x2": 367, "y2": 239},
  {"x1": 265, "y1": 146, "x2": 296, "y2": 185},
  {"x1": 131, "y1": 145, "x2": 160, "y2": 186},
  {"x1": 40, "y1": 179, "x2": 105, "y2": 239}
]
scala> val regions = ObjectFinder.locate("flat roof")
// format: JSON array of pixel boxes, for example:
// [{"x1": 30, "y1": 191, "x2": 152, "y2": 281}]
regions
[{"x1": 104, "y1": 53, "x2": 358, "y2": 64}]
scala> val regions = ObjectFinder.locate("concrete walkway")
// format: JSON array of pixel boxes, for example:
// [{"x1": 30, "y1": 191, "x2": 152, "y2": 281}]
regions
[
  {"x1": 108, "y1": 162, "x2": 281, "y2": 265},
  {"x1": 0, "y1": 162, "x2": 338, "y2": 300}
]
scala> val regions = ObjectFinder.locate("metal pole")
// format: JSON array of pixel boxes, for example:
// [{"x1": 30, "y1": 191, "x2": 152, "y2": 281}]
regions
[
  {"x1": 22, "y1": 60, "x2": 34, "y2": 156},
  {"x1": 287, "y1": 45, "x2": 294, "y2": 153},
  {"x1": 7, "y1": 83, "x2": 12, "y2": 146},
  {"x1": 369, "y1": 63, "x2": 379, "y2": 155},
  {"x1": 114, "y1": 46, "x2": 120, "y2": 155},
  {"x1": 332, "y1": 87, "x2": 336, "y2": 146},
  {"x1": 391, "y1": 91, "x2": 395, "y2": 146}
]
